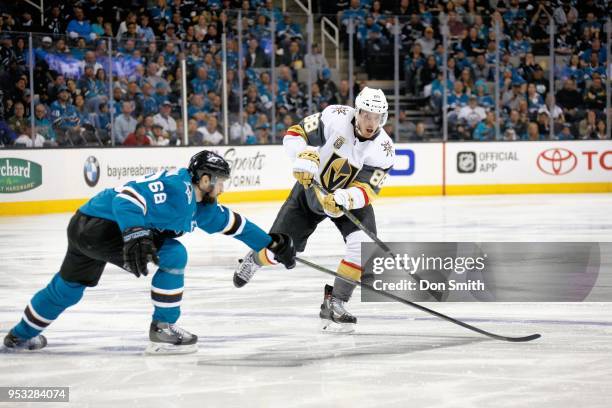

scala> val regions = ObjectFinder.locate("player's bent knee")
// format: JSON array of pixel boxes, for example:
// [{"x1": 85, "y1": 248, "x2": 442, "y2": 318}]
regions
[{"x1": 158, "y1": 239, "x2": 188, "y2": 274}]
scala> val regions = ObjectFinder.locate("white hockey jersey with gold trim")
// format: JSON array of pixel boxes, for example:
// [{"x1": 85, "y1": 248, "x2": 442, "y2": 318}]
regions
[{"x1": 284, "y1": 104, "x2": 395, "y2": 215}]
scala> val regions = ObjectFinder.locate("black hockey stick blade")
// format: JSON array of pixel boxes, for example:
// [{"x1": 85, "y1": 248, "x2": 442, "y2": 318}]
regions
[
  {"x1": 296, "y1": 256, "x2": 541, "y2": 343},
  {"x1": 310, "y1": 180, "x2": 446, "y2": 302}
]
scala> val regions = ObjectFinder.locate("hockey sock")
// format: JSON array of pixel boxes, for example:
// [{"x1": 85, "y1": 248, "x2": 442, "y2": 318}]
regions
[
  {"x1": 333, "y1": 259, "x2": 361, "y2": 301},
  {"x1": 13, "y1": 272, "x2": 86, "y2": 340},
  {"x1": 151, "y1": 269, "x2": 184, "y2": 324},
  {"x1": 332, "y1": 277, "x2": 356, "y2": 302},
  {"x1": 252, "y1": 248, "x2": 277, "y2": 267}
]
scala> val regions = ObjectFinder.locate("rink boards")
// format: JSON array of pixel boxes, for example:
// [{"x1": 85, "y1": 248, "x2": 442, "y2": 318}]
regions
[{"x1": 0, "y1": 140, "x2": 611, "y2": 215}]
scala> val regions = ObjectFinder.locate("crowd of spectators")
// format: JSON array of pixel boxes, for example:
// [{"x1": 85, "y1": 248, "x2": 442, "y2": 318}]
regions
[
  {"x1": 325, "y1": 0, "x2": 609, "y2": 140},
  {"x1": 0, "y1": 0, "x2": 342, "y2": 147},
  {"x1": 0, "y1": 0, "x2": 609, "y2": 147}
]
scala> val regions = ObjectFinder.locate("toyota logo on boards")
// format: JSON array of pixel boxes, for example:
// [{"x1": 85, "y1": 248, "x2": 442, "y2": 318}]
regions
[{"x1": 537, "y1": 148, "x2": 577, "y2": 176}]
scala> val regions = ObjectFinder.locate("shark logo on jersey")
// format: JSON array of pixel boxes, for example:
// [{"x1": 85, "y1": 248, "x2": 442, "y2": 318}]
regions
[
  {"x1": 184, "y1": 182, "x2": 193, "y2": 204},
  {"x1": 321, "y1": 152, "x2": 358, "y2": 191}
]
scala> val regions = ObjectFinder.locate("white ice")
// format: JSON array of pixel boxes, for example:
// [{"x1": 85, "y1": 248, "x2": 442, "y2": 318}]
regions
[{"x1": 1, "y1": 194, "x2": 611, "y2": 408}]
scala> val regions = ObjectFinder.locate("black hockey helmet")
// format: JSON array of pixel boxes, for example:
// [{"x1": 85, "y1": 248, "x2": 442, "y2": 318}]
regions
[{"x1": 188, "y1": 150, "x2": 231, "y2": 184}]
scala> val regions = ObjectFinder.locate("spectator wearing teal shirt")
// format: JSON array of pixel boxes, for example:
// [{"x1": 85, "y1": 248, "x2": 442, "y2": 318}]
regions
[
  {"x1": 162, "y1": 42, "x2": 179, "y2": 66},
  {"x1": 508, "y1": 30, "x2": 531, "y2": 56},
  {"x1": 153, "y1": 82, "x2": 171, "y2": 107},
  {"x1": 341, "y1": 0, "x2": 367, "y2": 28},
  {"x1": 559, "y1": 54, "x2": 583, "y2": 84},
  {"x1": 556, "y1": 123, "x2": 575, "y2": 140},
  {"x1": 502, "y1": 0, "x2": 527, "y2": 25},
  {"x1": 77, "y1": 66, "x2": 99, "y2": 100},
  {"x1": 277, "y1": 13, "x2": 303, "y2": 43},
  {"x1": 579, "y1": 38, "x2": 607, "y2": 64},
  {"x1": 447, "y1": 81, "x2": 469, "y2": 110},
  {"x1": 453, "y1": 48, "x2": 473, "y2": 72},
  {"x1": 91, "y1": 102, "x2": 111, "y2": 142},
  {"x1": 34, "y1": 104, "x2": 57, "y2": 143},
  {"x1": 149, "y1": 2, "x2": 173, "y2": 24},
  {"x1": 0, "y1": 118, "x2": 17, "y2": 146},
  {"x1": 526, "y1": 83, "x2": 545, "y2": 116},
  {"x1": 259, "y1": 0, "x2": 283, "y2": 23},
  {"x1": 91, "y1": 14, "x2": 105, "y2": 38},
  {"x1": 582, "y1": 54, "x2": 606, "y2": 80},
  {"x1": 140, "y1": 82, "x2": 159, "y2": 118},
  {"x1": 138, "y1": 15, "x2": 156, "y2": 43},
  {"x1": 473, "y1": 112, "x2": 497, "y2": 141},
  {"x1": 250, "y1": 14, "x2": 272, "y2": 43},
  {"x1": 49, "y1": 87, "x2": 79, "y2": 130},
  {"x1": 191, "y1": 67, "x2": 215, "y2": 96},
  {"x1": 188, "y1": 94, "x2": 207, "y2": 125},
  {"x1": 94, "y1": 68, "x2": 110, "y2": 99},
  {"x1": 357, "y1": 17, "x2": 383, "y2": 52},
  {"x1": 66, "y1": 7, "x2": 93, "y2": 42},
  {"x1": 428, "y1": 72, "x2": 452, "y2": 111},
  {"x1": 226, "y1": 41, "x2": 239, "y2": 70},
  {"x1": 276, "y1": 66, "x2": 292, "y2": 96}
]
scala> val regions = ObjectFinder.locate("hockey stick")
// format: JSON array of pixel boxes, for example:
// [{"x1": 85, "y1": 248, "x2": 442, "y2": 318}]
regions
[
  {"x1": 311, "y1": 179, "x2": 446, "y2": 301},
  {"x1": 296, "y1": 256, "x2": 541, "y2": 343}
]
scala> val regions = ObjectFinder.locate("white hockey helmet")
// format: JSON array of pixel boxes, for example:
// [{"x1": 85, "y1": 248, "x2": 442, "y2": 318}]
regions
[{"x1": 355, "y1": 87, "x2": 388, "y2": 127}]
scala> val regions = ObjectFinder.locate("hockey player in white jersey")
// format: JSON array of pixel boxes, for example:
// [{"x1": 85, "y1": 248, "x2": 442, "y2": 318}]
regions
[{"x1": 234, "y1": 87, "x2": 395, "y2": 332}]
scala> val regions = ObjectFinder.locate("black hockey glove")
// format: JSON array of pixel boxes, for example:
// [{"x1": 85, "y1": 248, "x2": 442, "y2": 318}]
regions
[
  {"x1": 267, "y1": 233, "x2": 296, "y2": 269},
  {"x1": 122, "y1": 227, "x2": 159, "y2": 277}
]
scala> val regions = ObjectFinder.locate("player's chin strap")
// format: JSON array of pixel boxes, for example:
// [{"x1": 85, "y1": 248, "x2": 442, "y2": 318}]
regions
[
  {"x1": 311, "y1": 179, "x2": 446, "y2": 302},
  {"x1": 295, "y1": 256, "x2": 541, "y2": 343}
]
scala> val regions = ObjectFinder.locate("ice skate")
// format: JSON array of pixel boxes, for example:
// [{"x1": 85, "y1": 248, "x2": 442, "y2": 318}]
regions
[
  {"x1": 145, "y1": 321, "x2": 198, "y2": 355},
  {"x1": 233, "y1": 250, "x2": 261, "y2": 288},
  {"x1": 3, "y1": 330, "x2": 47, "y2": 351},
  {"x1": 319, "y1": 285, "x2": 357, "y2": 333}
]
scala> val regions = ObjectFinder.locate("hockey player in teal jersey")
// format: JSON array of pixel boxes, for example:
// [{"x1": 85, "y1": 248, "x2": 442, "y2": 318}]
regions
[{"x1": 3, "y1": 150, "x2": 295, "y2": 354}]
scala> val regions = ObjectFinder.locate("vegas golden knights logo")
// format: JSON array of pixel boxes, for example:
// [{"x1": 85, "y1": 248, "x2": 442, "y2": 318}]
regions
[{"x1": 321, "y1": 152, "x2": 358, "y2": 191}]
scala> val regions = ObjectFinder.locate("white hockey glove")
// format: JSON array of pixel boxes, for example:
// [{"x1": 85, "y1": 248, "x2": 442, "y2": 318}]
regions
[
  {"x1": 322, "y1": 189, "x2": 354, "y2": 218},
  {"x1": 292, "y1": 148, "x2": 319, "y2": 188}
]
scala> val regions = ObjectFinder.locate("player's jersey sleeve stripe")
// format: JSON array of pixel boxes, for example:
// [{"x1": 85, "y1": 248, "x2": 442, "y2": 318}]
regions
[
  {"x1": 117, "y1": 187, "x2": 147, "y2": 214},
  {"x1": 348, "y1": 180, "x2": 376, "y2": 204},
  {"x1": 286, "y1": 125, "x2": 307, "y2": 141},
  {"x1": 223, "y1": 212, "x2": 244, "y2": 236},
  {"x1": 234, "y1": 215, "x2": 247, "y2": 236},
  {"x1": 355, "y1": 186, "x2": 370, "y2": 206},
  {"x1": 221, "y1": 210, "x2": 236, "y2": 233}
]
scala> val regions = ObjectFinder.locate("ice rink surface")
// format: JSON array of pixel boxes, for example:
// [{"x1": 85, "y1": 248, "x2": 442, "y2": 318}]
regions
[{"x1": 1, "y1": 193, "x2": 611, "y2": 408}]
